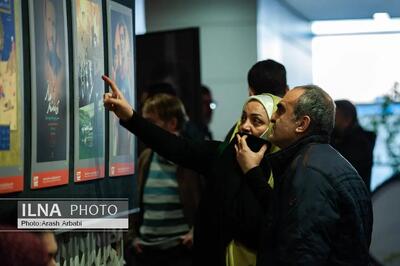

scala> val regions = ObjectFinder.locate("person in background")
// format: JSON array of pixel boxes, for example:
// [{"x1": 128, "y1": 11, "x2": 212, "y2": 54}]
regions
[
  {"x1": 0, "y1": 226, "x2": 49, "y2": 266},
  {"x1": 331, "y1": 100, "x2": 376, "y2": 191},
  {"x1": 139, "y1": 82, "x2": 177, "y2": 108},
  {"x1": 236, "y1": 85, "x2": 373, "y2": 265},
  {"x1": 247, "y1": 59, "x2": 288, "y2": 97},
  {"x1": 225, "y1": 59, "x2": 289, "y2": 142},
  {"x1": 140, "y1": 82, "x2": 207, "y2": 142},
  {"x1": 38, "y1": 232, "x2": 58, "y2": 266},
  {"x1": 133, "y1": 94, "x2": 203, "y2": 266},
  {"x1": 200, "y1": 85, "x2": 215, "y2": 140}
]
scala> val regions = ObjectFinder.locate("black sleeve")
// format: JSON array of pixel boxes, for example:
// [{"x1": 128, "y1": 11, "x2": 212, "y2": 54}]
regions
[
  {"x1": 120, "y1": 112, "x2": 221, "y2": 175},
  {"x1": 244, "y1": 165, "x2": 273, "y2": 208}
]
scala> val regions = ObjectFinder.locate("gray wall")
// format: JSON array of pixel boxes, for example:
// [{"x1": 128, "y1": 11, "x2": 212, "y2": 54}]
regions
[
  {"x1": 144, "y1": 0, "x2": 312, "y2": 140},
  {"x1": 258, "y1": 0, "x2": 313, "y2": 87},
  {"x1": 145, "y1": 0, "x2": 258, "y2": 140}
]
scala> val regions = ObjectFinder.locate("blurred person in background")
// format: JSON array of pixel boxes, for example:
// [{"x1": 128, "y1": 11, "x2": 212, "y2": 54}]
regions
[
  {"x1": 0, "y1": 226, "x2": 49, "y2": 266},
  {"x1": 38, "y1": 232, "x2": 58, "y2": 266},
  {"x1": 331, "y1": 100, "x2": 376, "y2": 192},
  {"x1": 200, "y1": 85, "x2": 215, "y2": 140},
  {"x1": 132, "y1": 94, "x2": 203, "y2": 266},
  {"x1": 247, "y1": 59, "x2": 288, "y2": 97},
  {"x1": 140, "y1": 82, "x2": 207, "y2": 142}
]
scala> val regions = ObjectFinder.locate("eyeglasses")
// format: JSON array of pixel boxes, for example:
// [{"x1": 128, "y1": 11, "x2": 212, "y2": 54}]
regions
[{"x1": 209, "y1": 101, "x2": 217, "y2": 110}]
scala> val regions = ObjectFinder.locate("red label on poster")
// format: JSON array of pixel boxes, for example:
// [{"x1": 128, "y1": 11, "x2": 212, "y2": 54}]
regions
[
  {"x1": 0, "y1": 176, "x2": 23, "y2": 194},
  {"x1": 110, "y1": 162, "x2": 134, "y2": 177},
  {"x1": 75, "y1": 166, "x2": 105, "y2": 182},
  {"x1": 31, "y1": 169, "x2": 68, "y2": 189}
]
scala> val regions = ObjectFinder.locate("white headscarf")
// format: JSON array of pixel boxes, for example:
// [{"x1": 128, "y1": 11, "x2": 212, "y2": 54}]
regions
[{"x1": 243, "y1": 94, "x2": 274, "y2": 119}]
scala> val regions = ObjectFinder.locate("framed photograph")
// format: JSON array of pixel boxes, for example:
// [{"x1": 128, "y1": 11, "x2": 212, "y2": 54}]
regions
[
  {"x1": 0, "y1": 0, "x2": 24, "y2": 194},
  {"x1": 29, "y1": 0, "x2": 69, "y2": 189},
  {"x1": 107, "y1": 0, "x2": 135, "y2": 177},
  {"x1": 72, "y1": 0, "x2": 105, "y2": 182}
]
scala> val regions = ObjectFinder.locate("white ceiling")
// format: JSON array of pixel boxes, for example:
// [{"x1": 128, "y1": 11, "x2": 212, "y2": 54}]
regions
[{"x1": 282, "y1": 0, "x2": 400, "y2": 21}]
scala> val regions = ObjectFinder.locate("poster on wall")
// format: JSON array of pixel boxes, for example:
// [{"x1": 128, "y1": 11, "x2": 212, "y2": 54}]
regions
[
  {"x1": 72, "y1": 0, "x2": 105, "y2": 182},
  {"x1": 29, "y1": 0, "x2": 69, "y2": 189},
  {"x1": 0, "y1": 0, "x2": 24, "y2": 194},
  {"x1": 107, "y1": 1, "x2": 135, "y2": 177}
]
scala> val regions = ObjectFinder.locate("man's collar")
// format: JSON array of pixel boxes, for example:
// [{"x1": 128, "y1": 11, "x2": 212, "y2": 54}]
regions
[{"x1": 266, "y1": 134, "x2": 329, "y2": 178}]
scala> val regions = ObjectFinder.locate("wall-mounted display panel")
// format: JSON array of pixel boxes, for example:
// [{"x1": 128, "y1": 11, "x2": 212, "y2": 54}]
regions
[
  {"x1": 29, "y1": 0, "x2": 70, "y2": 189},
  {"x1": 0, "y1": 0, "x2": 24, "y2": 194},
  {"x1": 72, "y1": 0, "x2": 105, "y2": 182},
  {"x1": 107, "y1": 0, "x2": 135, "y2": 177}
]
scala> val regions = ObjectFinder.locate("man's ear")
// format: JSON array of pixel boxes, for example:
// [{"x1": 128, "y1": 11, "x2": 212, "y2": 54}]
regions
[{"x1": 295, "y1": 115, "x2": 311, "y2": 133}]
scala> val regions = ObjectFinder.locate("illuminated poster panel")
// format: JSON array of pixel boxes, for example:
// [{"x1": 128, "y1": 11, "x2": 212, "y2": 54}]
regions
[
  {"x1": 29, "y1": 0, "x2": 69, "y2": 189},
  {"x1": 72, "y1": 0, "x2": 105, "y2": 182},
  {"x1": 0, "y1": 0, "x2": 24, "y2": 194},
  {"x1": 107, "y1": 1, "x2": 135, "y2": 177}
]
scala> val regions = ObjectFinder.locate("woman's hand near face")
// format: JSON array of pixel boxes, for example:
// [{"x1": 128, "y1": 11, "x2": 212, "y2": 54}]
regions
[{"x1": 235, "y1": 134, "x2": 267, "y2": 174}]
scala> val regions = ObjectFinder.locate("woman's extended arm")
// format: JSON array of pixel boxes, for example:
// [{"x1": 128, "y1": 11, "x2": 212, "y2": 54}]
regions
[{"x1": 103, "y1": 75, "x2": 219, "y2": 175}]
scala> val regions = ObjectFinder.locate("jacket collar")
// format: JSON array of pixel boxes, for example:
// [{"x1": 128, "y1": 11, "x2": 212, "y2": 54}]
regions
[{"x1": 266, "y1": 134, "x2": 329, "y2": 178}]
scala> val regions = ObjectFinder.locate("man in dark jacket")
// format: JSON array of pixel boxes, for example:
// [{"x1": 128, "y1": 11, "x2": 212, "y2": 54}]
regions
[{"x1": 236, "y1": 85, "x2": 373, "y2": 265}]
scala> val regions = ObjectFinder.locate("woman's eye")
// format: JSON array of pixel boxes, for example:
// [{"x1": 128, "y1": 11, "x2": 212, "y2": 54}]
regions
[{"x1": 253, "y1": 119, "x2": 262, "y2": 125}]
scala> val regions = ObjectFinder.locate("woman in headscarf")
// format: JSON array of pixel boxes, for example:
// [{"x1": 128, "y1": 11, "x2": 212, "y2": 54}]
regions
[{"x1": 103, "y1": 75, "x2": 280, "y2": 266}]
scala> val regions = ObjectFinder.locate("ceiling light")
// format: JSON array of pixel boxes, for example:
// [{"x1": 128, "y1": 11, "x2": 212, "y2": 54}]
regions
[{"x1": 373, "y1": 12, "x2": 391, "y2": 21}]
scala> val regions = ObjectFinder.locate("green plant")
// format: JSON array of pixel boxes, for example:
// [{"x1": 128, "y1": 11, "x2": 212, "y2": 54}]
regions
[{"x1": 371, "y1": 82, "x2": 400, "y2": 174}]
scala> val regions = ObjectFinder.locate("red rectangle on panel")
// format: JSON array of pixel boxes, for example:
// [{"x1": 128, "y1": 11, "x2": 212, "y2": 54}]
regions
[
  {"x1": 31, "y1": 169, "x2": 69, "y2": 189},
  {"x1": 110, "y1": 162, "x2": 134, "y2": 177},
  {"x1": 0, "y1": 176, "x2": 23, "y2": 194},
  {"x1": 75, "y1": 166, "x2": 105, "y2": 182}
]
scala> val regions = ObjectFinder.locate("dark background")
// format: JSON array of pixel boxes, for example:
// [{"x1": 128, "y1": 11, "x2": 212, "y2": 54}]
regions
[{"x1": 136, "y1": 28, "x2": 202, "y2": 125}]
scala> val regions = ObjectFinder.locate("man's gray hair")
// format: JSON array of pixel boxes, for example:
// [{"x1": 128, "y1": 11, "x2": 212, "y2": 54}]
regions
[{"x1": 293, "y1": 85, "x2": 336, "y2": 136}]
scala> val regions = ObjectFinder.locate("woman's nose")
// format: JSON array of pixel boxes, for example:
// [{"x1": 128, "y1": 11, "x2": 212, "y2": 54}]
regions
[{"x1": 240, "y1": 120, "x2": 251, "y2": 133}]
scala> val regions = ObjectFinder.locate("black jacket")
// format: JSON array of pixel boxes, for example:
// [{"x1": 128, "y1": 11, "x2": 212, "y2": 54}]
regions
[
  {"x1": 121, "y1": 113, "x2": 269, "y2": 266},
  {"x1": 247, "y1": 135, "x2": 373, "y2": 265},
  {"x1": 331, "y1": 125, "x2": 376, "y2": 192}
]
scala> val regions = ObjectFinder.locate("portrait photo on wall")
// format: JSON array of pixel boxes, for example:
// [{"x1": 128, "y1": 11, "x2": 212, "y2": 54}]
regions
[
  {"x1": 0, "y1": 0, "x2": 24, "y2": 194},
  {"x1": 72, "y1": 0, "x2": 105, "y2": 182},
  {"x1": 107, "y1": 0, "x2": 135, "y2": 177},
  {"x1": 29, "y1": 0, "x2": 70, "y2": 189}
]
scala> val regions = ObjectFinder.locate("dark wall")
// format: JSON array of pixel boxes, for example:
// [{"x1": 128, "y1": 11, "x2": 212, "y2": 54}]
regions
[{"x1": 136, "y1": 28, "x2": 202, "y2": 125}]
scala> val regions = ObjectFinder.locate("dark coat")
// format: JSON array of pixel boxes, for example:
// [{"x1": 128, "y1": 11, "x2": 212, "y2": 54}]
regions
[
  {"x1": 121, "y1": 114, "x2": 269, "y2": 266},
  {"x1": 249, "y1": 135, "x2": 373, "y2": 265},
  {"x1": 331, "y1": 125, "x2": 376, "y2": 191}
]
